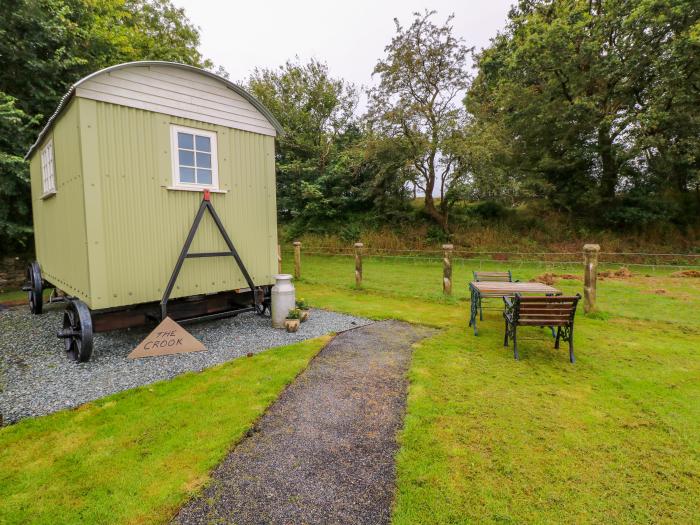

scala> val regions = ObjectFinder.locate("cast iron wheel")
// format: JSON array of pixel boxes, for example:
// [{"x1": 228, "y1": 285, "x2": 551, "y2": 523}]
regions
[
  {"x1": 57, "y1": 300, "x2": 94, "y2": 362},
  {"x1": 26, "y1": 261, "x2": 43, "y2": 315}
]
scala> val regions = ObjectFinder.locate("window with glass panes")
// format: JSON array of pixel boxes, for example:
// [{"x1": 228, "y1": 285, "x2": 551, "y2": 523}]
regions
[
  {"x1": 40, "y1": 139, "x2": 56, "y2": 196},
  {"x1": 170, "y1": 126, "x2": 218, "y2": 189}
]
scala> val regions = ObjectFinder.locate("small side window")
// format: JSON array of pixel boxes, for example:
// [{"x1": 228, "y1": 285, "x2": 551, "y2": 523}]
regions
[
  {"x1": 40, "y1": 139, "x2": 56, "y2": 196},
  {"x1": 170, "y1": 125, "x2": 218, "y2": 190}
]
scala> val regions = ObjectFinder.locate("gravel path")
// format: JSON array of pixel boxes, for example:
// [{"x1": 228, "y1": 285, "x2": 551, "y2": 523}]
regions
[
  {"x1": 173, "y1": 320, "x2": 434, "y2": 525},
  {"x1": 0, "y1": 305, "x2": 371, "y2": 424}
]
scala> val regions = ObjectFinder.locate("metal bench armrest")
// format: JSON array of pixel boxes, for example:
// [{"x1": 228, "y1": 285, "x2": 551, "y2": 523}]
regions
[{"x1": 502, "y1": 296, "x2": 516, "y2": 322}]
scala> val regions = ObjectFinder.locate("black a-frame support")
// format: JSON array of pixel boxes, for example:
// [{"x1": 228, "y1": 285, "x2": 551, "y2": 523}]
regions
[{"x1": 160, "y1": 189, "x2": 258, "y2": 320}]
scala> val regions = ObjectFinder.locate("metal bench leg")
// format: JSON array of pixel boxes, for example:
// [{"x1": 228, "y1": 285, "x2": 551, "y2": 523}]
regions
[
  {"x1": 469, "y1": 288, "x2": 479, "y2": 335},
  {"x1": 512, "y1": 327, "x2": 519, "y2": 360},
  {"x1": 468, "y1": 287, "x2": 474, "y2": 327},
  {"x1": 554, "y1": 327, "x2": 561, "y2": 349},
  {"x1": 479, "y1": 297, "x2": 483, "y2": 321},
  {"x1": 568, "y1": 330, "x2": 575, "y2": 363}
]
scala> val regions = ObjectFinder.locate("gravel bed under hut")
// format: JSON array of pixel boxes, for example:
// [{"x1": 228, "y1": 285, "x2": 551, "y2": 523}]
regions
[{"x1": 0, "y1": 305, "x2": 371, "y2": 424}]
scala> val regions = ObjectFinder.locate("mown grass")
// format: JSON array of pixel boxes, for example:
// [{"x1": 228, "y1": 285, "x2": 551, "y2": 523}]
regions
[
  {"x1": 0, "y1": 288, "x2": 52, "y2": 304},
  {"x1": 288, "y1": 255, "x2": 700, "y2": 523},
  {"x1": 0, "y1": 290, "x2": 25, "y2": 303},
  {"x1": 1, "y1": 254, "x2": 698, "y2": 524},
  {"x1": 0, "y1": 336, "x2": 329, "y2": 524}
]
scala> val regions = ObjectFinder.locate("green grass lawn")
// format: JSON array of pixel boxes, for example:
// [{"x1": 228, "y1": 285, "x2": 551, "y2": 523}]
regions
[
  {"x1": 289, "y1": 254, "x2": 700, "y2": 523},
  {"x1": 0, "y1": 336, "x2": 329, "y2": 524},
  {"x1": 1, "y1": 253, "x2": 698, "y2": 524},
  {"x1": 0, "y1": 290, "x2": 25, "y2": 303},
  {"x1": 0, "y1": 288, "x2": 52, "y2": 305}
]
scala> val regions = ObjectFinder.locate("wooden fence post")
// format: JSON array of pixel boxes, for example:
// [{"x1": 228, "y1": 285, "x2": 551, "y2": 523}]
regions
[
  {"x1": 277, "y1": 244, "x2": 282, "y2": 274},
  {"x1": 583, "y1": 244, "x2": 600, "y2": 313},
  {"x1": 442, "y1": 243, "x2": 454, "y2": 295},
  {"x1": 293, "y1": 241, "x2": 302, "y2": 279},
  {"x1": 354, "y1": 242, "x2": 363, "y2": 288}
]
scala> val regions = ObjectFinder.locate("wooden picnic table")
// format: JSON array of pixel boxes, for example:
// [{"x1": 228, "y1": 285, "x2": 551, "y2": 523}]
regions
[{"x1": 468, "y1": 281, "x2": 561, "y2": 335}]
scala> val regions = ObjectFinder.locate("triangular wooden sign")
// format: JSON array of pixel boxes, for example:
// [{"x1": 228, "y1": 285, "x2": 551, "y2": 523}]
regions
[{"x1": 128, "y1": 317, "x2": 206, "y2": 359}]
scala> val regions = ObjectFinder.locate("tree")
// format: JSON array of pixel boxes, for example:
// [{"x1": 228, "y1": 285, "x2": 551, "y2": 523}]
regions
[
  {"x1": 248, "y1": 59, "x2": 362, "y2": 225},
  {"x1": 0, "y1": 0, "x2": 210, "y2": 123},
  {"x1": 0, "y1": 93, "x2": 37, "y2": 249},
  {"x1": 0, "y1": 0, "x2": 211, "y2": 252},
  {"x1": 632, "y1": 0, "x2": 700, "y2": 199},
  {"x1": 368, "y1": 10, "x2": 471, "y2": 231},
  {"x1": 466, "y1": 0, "x2": 699, "y2": 224}
]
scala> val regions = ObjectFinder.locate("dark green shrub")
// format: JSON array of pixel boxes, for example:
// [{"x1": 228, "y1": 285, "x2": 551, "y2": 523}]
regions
[
  {"x1": 426, "y1": 225, "x2": 451, "y2": 244},
  {"x1": 471, "y1": 201, "x2": 510, "y2": 220},
  {"x1": 339, "y1": 223, "x2": 362, "y2": 243}
]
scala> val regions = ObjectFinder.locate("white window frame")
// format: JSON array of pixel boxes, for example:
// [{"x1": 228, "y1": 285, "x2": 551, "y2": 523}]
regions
[
  {"x1": 169, "y1": 125, "x2": 219, "y2": 191},
  {"x1": 40, "y1": 138, "x2": 56, "y2": 197}
]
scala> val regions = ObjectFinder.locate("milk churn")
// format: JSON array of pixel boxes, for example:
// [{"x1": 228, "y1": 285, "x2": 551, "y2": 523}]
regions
[{"x1": 271, "y1": 274, "x2": 296, "y2": 328}]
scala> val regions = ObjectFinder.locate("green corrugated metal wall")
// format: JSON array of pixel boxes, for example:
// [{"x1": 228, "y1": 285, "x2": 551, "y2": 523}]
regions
[
  {"x1": 30, "y1": 97, "x2": 278, "y2": 311},
  {"x1": 80, "y1": 98, "x2": 278, "y2": 310},
  {"x1": 29, "y1": 100, "x2": 91, "y2": 300}
]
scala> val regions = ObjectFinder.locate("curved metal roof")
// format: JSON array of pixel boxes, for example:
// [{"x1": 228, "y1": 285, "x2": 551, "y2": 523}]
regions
[{"x1": 25, "y1": 61, "x2": 284, "y2": 159}]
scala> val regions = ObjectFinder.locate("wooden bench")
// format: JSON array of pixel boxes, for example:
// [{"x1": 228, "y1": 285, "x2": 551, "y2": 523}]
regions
[
  {"x1": 503, "y1": 294, "x2": 581, "y2": 362},
  {"x1": 473, "y1": 270, "x2": 514, "y2": 283},
  {"x1": 472, "y1": 270, "x2": 517, "y2": 321}
]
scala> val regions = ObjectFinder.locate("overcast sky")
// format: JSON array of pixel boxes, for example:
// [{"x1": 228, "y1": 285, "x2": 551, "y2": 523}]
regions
[{"x1": 172, "y1": 0, "x2": 514, "y2": 93}]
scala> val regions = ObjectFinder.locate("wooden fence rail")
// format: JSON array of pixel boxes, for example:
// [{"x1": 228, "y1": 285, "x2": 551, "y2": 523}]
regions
[
  {"x1": 282, "y1": 244, "x2": 700, "y2": 269},
  {"x1": 285, "y1": 242, "x2": 698, "y2": 310}
]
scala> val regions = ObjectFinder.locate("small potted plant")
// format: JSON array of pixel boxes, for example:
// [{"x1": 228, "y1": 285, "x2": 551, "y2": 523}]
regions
[
  {"x1": 284, "y1": 308, "x2": 301, "y2": 332},
  {"x1": 296, "y1": 298, "x2": 310, "y2": 322}
]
